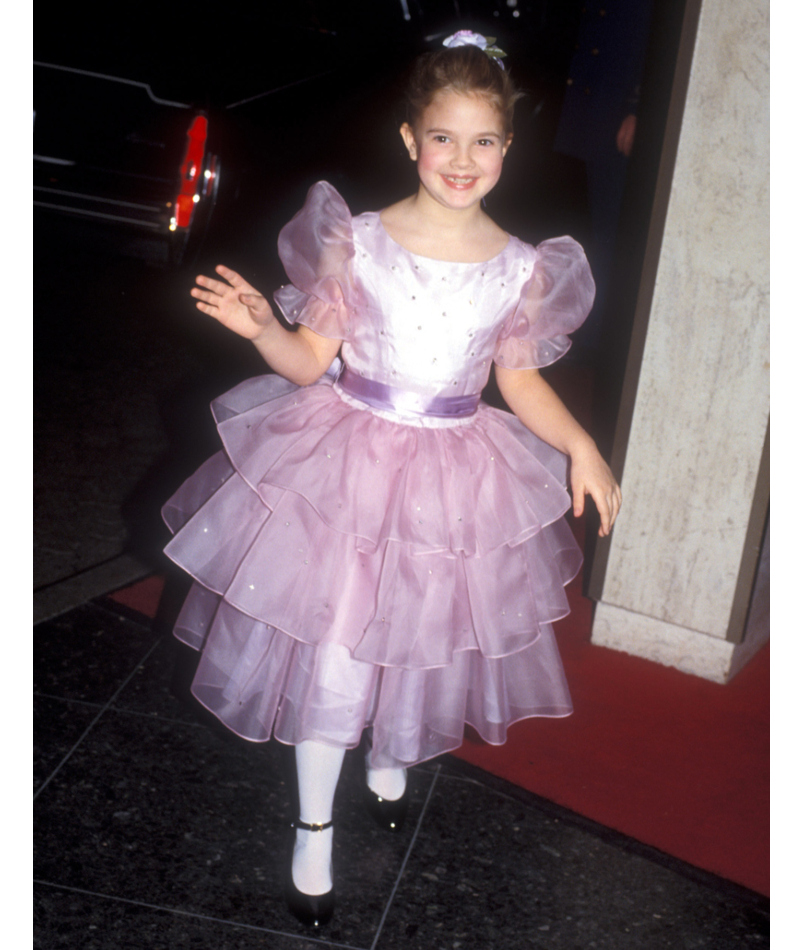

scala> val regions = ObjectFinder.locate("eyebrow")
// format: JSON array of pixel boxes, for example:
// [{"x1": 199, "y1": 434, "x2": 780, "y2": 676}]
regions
[{"x1": 424, "y1": 128, "x2": 503, "y2": 138}]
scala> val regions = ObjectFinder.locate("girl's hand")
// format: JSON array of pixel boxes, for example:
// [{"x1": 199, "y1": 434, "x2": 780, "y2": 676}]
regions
[
  {"x1": 190, "y1": 265, "x2": 276, "y2": 341},
  {"x1": 569, "y1": 442, "x2": 622, "y2": 537}
]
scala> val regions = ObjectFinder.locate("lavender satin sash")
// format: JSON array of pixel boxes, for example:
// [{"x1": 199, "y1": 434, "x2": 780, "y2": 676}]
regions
[{"x1": 337, "y1": 367, "x2": 480, "y2": 419}]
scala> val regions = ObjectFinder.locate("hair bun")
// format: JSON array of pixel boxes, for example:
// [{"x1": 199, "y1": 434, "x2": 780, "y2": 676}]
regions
[{"x1": 442, "y1": 31, "x2": 508, "y2": 69}]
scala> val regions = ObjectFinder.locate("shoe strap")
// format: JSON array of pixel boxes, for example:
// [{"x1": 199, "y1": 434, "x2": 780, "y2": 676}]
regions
[{"x1": 293, "y1": 818, "x2": 333, "y2": 832}]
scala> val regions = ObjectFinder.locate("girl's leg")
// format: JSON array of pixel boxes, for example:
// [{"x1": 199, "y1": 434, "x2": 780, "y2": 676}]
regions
[{"x1": 292, "y1": 740, "x2": 345, "y2": 895}]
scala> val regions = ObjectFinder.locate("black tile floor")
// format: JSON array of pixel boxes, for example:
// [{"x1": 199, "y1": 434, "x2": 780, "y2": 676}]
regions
[{"x1": 34, "y1": 594, "x2": 769, "y2": 950}]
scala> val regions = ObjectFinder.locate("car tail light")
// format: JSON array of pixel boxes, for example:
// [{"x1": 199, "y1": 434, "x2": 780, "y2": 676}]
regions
[{"x1": 170, "y1": 114, "x2": 209, "y2": 231}]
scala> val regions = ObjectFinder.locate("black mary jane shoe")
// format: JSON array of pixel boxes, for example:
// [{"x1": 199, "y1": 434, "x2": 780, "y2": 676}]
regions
[
  {"x1": 365, "y1": 783, "x2": 410, "y2": 833},
  {"x1": 285, "y1": 819, "x2": 335, "y2": 928}
]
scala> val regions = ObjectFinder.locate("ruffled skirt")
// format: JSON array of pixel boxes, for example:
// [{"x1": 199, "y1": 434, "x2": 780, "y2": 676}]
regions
[{"x1": 162, "y1": 374, "x2": 581, "y2": 768}]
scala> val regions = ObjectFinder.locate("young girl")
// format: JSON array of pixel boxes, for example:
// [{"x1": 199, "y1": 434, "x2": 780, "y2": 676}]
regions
[{"x1": 163, "y1": 32, "x2": 621, "y2": 928}]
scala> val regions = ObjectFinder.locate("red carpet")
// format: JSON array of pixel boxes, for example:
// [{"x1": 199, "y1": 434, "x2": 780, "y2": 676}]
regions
[
  {"x1": 454, "y1": 551, "x2": 769, "y2": 898},
  {"x1": 111, "y1": 569, "x2": 768, "y2": 897}
]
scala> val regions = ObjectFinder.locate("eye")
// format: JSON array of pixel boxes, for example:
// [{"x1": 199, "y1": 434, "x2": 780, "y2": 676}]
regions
[
  {"x1": 477, "y1": 138, "x2": 499, "y2": 147},
  {"x1": 433, "y1": 135, "x2": 450, "y2": 143}
]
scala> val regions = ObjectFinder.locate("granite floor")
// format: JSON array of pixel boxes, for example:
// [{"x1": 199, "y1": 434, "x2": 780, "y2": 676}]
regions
[{"x1": 33, "y1": 591, "x2": 769, "y2": 950}]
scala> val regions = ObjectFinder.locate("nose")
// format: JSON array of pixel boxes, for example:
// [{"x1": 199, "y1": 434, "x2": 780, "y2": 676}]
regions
[{"x1": 451, "y1": 144, "x2": 475, "y2": 169}]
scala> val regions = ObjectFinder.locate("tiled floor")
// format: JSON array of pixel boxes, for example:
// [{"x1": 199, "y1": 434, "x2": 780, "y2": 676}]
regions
[{"x1": 34, "y1": 593, "x2": 769, "y2": 950}]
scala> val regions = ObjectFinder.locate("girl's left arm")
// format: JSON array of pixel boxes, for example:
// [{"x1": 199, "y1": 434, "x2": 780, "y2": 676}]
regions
[{"x1": 495, "y1": 365, "x2": 622, "y2": 537}]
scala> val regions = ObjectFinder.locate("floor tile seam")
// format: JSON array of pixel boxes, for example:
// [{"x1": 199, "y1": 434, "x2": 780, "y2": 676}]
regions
[
  {"x1": 33, "y1": 636, "x2": 163, "y2": 803},
  {"x1": 33, "y1": 878, "x2": 368, "y2": 949},
  {"x1": 104, "y1": 701, "x2": 208, "y2": 729},
  {"x1": 34, "y1": 691, "x2": 105, "y2": 711},
  {"x1": 33, "y1": 691, "x2": 204, "y2": 733},
  {"x1": 426, "y1": 768, "x2": 558, "y2": 813},
  {"x1": 368, "y1": 763, "x2": 441, "y2": 950}
]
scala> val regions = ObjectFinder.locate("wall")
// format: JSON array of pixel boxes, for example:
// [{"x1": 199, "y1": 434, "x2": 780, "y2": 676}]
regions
[{"x1": 589, "y1": 0, "x2": 769, "y2": 682}]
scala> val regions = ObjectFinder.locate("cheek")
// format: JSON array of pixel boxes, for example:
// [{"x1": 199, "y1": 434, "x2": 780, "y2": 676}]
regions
[
  {"x1": 485, "y1": 153, "x2": 505, "y2": 180},
  {"x1": 416, "y1": 147, "x2": 440, "y2": 175},
  {"x1": 417, "y1": 155, "x2": 449, "y2": 188}
]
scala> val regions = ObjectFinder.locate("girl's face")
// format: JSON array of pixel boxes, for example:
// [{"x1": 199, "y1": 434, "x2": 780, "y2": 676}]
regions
[{"x1": 401, "y1": 89, "x2": 511, "y2": 212}]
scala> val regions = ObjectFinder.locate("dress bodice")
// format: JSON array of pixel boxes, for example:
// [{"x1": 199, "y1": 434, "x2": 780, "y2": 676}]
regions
[
  {"x1": 273, "y1": 181, "x2": 595, "y2": 410},
  {"x1": 342, "y1": 214, "x2": 534, "y2": 398}
]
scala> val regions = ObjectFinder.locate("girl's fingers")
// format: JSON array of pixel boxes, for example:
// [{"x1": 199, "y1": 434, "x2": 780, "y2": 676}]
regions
[
  {"x1": 190, "y1": 286, "x2": 217, "y2": 303},
  {"x1": 572, "y1": 483, "x2": 585, "y2": 518},
  {"x1": 191, "y1": 288, "x2": 235, "y2": 313},
  {"x1": 598, "y1": 487, "x2": 621, "y2": 536},
  {"x1": 197, "y1": 267, "x2": 250, "y2": 293},
  {"x1": 193, "y1": 280, "x2": 220, "y2": 300},
  {"x1": 572, "y1": 467, "x2": 621, "y2": 536},
  {"x1": 215, "y1": 264, "x2": 247, "y2": 288},
  {"x1": 584, "y1": 485, "x2": 618, "y2": 536},
  {"x1": 596, "y1": 497, "x2": 609, "y2": 535},
  {"x1": 195, "y1": 275, "x2": 233, "y2": 296}
]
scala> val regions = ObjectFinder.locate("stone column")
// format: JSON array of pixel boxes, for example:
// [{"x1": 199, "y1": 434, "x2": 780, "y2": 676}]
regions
[{"x1": 587, "y1": 0, "x2": 769, "y2": 683}]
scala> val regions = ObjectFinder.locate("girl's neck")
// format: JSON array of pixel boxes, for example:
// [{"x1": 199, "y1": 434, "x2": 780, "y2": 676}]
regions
[{"x1": 380, "y1": 189, "x2": 508, "y2": 264}]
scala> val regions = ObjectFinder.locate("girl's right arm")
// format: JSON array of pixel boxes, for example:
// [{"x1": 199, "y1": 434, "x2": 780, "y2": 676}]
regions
[
  {"x1": 191, "y1": 265, "x2": 341, "y2": 386},
  {"x1": 496, "y1": 364, "x2": 621, "y2": 537}
]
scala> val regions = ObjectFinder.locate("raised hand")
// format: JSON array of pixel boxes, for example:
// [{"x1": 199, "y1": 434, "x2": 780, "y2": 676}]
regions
[
  {"x1": 190, "y1": 265, "x2": 276, "y2": 341},
  {"x1": 569, "y1": 444, "x2": 622, "y2": 538}
]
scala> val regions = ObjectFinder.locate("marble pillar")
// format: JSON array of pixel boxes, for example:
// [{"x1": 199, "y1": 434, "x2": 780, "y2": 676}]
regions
[{"x1": 588, "y1": 0, "x2": 769, "y2": 683}]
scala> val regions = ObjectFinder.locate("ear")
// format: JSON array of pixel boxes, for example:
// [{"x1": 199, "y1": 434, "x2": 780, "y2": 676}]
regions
[
  {"x1": 501, "y1": 134, "x2": 513, "y2": 159},
  {"x1": 400, "y1": 123, "x2": 418, "y2": 161}
]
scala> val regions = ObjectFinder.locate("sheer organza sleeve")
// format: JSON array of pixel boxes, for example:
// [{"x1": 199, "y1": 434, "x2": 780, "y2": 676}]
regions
[
  {"x1": 273, "y1": 181, "x2": 355, "y2": 340},
  {"x1": 494, "y1": 237, "x2": 595, "y2": 369}
]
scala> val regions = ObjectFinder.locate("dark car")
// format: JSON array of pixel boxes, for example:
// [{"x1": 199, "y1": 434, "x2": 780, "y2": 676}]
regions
[{"x1": 34, "y1": 61, "x2": 221, "y2": 266}]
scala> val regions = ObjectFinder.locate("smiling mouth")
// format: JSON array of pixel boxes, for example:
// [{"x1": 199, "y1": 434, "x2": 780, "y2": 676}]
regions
[{"x1": 442, "y1": 175, "x2": 478, "y2": 188}]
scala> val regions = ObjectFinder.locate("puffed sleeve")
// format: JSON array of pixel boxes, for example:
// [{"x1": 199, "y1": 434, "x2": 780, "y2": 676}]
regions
[
  {"x1": 494, "y1": 237, "x2": 595, "y2": 369},
  {"x1": 273, "y1": 181, "x2": 355, "y2": 340}
]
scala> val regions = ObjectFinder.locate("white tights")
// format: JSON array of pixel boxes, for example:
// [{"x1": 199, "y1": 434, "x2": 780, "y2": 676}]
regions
[
  {"x1": 291, "y1": 739, "x2": 407, "y2": 895},
  {"x1": 292, "y1": 740, "x2": 344, "y2": 895}
]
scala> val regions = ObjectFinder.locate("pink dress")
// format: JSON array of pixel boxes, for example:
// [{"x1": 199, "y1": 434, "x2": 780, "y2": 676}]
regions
[{"x1": 162, "y1": 181, "x2": 595, "y2": 769}]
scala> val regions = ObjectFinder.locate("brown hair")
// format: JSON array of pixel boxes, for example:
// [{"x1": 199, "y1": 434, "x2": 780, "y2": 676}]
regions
[{"x1": 404, "y1": 44, "x2": 522, "y2": 137}]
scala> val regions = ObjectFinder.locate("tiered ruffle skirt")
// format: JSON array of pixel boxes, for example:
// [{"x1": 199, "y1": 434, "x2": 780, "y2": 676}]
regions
[{"x1": 163, "y1": 374, "x2": 580, "y2": 768}]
